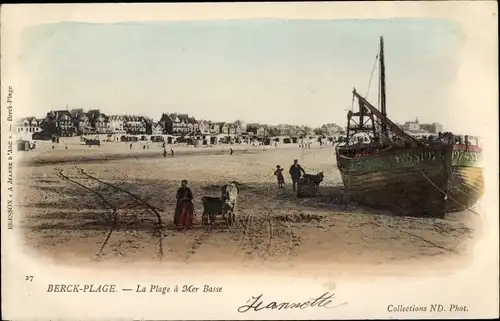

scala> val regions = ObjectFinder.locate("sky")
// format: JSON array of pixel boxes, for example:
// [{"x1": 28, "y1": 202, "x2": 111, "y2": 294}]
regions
[{"x1": 19, "y1": 18, "x2": 466, "y2": 129}]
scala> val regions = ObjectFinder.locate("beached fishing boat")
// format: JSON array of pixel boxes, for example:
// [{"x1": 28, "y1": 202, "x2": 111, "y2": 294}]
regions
[{"x1": 335, "y1": 37, "x2": 484, "y2": 218}]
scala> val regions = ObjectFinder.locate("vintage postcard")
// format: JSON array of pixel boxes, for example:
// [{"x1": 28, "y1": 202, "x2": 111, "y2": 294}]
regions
[{"x1": 1, "y1": 2, "x2": 498, "y2": 320}]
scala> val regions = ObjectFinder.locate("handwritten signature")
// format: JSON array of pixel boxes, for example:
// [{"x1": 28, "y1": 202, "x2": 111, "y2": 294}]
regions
[{"x1": 237, "y1": 292, "x2": 347, "y2": 313}]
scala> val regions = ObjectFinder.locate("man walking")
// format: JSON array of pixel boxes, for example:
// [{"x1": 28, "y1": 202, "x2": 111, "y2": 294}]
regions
[{"x1": 289, "y1": 159, "x2": 306, "y2": 193}]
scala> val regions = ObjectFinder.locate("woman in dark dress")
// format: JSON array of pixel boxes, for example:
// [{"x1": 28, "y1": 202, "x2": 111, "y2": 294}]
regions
[{"x1": 174, "y1": 180, "x2": 193, "y2": 227}]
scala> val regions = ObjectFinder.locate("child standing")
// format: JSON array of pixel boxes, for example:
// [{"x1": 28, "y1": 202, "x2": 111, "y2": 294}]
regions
[{"x1": 274, "y1": 165, "x2": 285, "y2": 188}]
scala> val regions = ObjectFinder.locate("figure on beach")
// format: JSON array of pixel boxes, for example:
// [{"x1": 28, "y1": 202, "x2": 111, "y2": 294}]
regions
[
  {"x1": 163, "y1": 148, "x2": 167, "y2": 157},
  {"x1": 174, "y1": 180, "x2": 194, "y2": 229},
  {"x1": 230, "y1": 148, "x2": 234, "y2": 155},
  {"x1": 171, "y1": 148, "x2": 174, "y2": 156},
  {"x1": 274, "y1": 165, "x2": 285, "y2": 188},
  {"x1": 289, "y1": 159, "x2": 306, "y2": 192}
]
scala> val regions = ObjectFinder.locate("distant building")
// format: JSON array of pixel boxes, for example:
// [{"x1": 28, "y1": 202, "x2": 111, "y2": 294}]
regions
[
  {"x1": 197, "y1": 120, "x2": 211, "y2": 135},
  {"x1": 294, "y1": 127, "x2": 307, "y2": 138},
  {"x1": 321, "y1": 123, "x2": 343, "y2": 136},
  {"x1": 289, "y1": 126, "x2": 299, "y2": 137},
  {"x1": 233, "y1": 120, "x2": 247, "y2": 135},
  {"x1": 143, "y1": 117, "x2": 153, "y2": 135},
  {"x1": 208, "y1": 122, "x2": 220, "y2": 135},
  {"x1": 124, "y1": 115, "x2": 146, "y2": 135},
  {"x1": 15, "y1": 117, "x2": 41, "y2": 135},
  {"x1": 257, "y1": 125, "x2": 268, "y2": 137},
  {"x1": 275, "y1": 124, "x2": 293, "y2": 136},
  {"x1": 168, "y1": 113, "x2": 190, "y2": 135},
  {"x1": 159, "y1": 113, "x2": 173, "y2": 135},
  {"x1": 219, "y1": 122, "x2": 235, "y2": 135},
  {"x1": 169, "y1": 113, "x2": 181, "y2": 134},
  {"x1": 70, "y1": 109, "x2": 93, "y2": 135},
  {"x1": 403, "y1": 117, "x2": 421, "y2": 132},
  {"x1": 313, "y1": 127, "x2": 323, "y2": 135},
  {"x1": 108, "y1": 115, "x2": 126, "y2": 134},
  {"x1": 268, "y1": 126, "x2": 280, "y2": 137},
  {"x1": 179, "y1": 114, "x2": 191, "y2": 134},
  {"x1": 43, "y1": 110, "x2": 77, "y2": 137},
  {"x1": 152, "y1": 122, "x2": 163, "y2": 135},
  {"x1": 430, "y1": 122, "x2": 443, "y2": 134},
  {"x1": 246, "y1": 123, "x2": 259, "y2": 135},
  {"x1": 186, "y1": 116, "x2": 197, "y2": 135},
  {"x1": 300, "y1": 125, "x2": 313, "y2": 136},
  {"x1": 408, "y1": 120, "x2": 443, "y2": 134},
  {"x1": 87, "y1": 109, "x2": 110, "y2": 134}
]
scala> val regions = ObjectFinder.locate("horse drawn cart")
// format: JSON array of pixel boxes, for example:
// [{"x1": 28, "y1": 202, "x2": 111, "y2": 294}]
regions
[
  {"x1": 297, "y1": 172, "x2": 324, "y2": 197},
  {"x1": 201, "y1": 196, "x2": 236, "y2": 228},
  {"x1": 82, "y1": 137, "x2": 101, "y2": 146}
]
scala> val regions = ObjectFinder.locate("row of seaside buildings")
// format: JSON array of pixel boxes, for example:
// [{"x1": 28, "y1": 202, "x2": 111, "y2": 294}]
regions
[
  {"x1": 15, "y1": 108, "x2": 346, "y2": 139},
  {"x1": 16, "y1": 108, "x2": 442, "y2": 140}
]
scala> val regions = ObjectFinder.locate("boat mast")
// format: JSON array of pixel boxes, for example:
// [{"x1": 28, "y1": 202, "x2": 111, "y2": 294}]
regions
[
  {"x1": 353, "y1": 89, "x2": 424, "y2": 146},
  {"x1": 379, "y1": 36, "x2": 388, "y2": 138}
]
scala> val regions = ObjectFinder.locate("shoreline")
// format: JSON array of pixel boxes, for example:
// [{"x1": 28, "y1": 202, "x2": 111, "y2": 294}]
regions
[{"x1": 17, "y1": 142, "x2": 330, "y2": 166}]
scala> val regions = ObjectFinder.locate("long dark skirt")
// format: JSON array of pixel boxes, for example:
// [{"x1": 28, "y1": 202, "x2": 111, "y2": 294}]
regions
[{"x1": 174, "y1": 200, "x2": 193, "y2": 226}]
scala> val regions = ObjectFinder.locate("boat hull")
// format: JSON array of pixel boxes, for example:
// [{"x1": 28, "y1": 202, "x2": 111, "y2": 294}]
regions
[
  {"x1": 338, "y1": 147, "x2": 449, "y2": 217},
  {"x1": 446, "y1": 148, "x2": 484, "y2": 212},
  {"x1": 337, "y1": 146, "x2": 484, "y2": 217}
]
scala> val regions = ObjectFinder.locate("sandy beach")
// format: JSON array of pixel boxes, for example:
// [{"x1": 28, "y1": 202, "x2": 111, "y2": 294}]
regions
[{"x1": 15, "y1": 141, "x2": 481, "y2": 274}]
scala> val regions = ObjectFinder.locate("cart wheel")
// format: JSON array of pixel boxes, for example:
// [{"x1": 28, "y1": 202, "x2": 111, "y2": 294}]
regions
[
  {"x1": 297, "y1": 184, "x2": 303, "y2": 197},
  {"x1": 226, "y1": 211, "x2": 233, "y2": 227},
  {"x1": 201, "y1": 212, "x2": 209, "y2": 227}
]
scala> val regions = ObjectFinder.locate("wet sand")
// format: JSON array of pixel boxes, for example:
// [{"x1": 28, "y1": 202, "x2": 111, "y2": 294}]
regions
[{"x1": 15, "y1": 143, "x2": 480, "y2": 274}]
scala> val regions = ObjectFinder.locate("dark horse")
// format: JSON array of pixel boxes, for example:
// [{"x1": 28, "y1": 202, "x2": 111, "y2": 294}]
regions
[{"x1": 176, "y1": 199, "x2": 194, "y2": 231}]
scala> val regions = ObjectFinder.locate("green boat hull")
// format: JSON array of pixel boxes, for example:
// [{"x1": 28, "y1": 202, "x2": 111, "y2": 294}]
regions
[{"x1": 336, "y1": 146, "x2": 483, "y2": 217}]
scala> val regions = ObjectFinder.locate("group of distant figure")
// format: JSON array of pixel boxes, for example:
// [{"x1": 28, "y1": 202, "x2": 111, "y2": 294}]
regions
[
  {"x1": 274, "y1": 159, "x2": 306, "y2": 192},
  {"x1": 173, "y1": 158, "x2": 313, "y2": 230},
  {"x1": 349, "y1": 131, "x2": 479, "y2": 158},
  {"x1": 298, "y1": 141, "x2": 313, "y2": 149},
  {"x1": 396, "y1": 132, "x2": 474, "y2": 147}
]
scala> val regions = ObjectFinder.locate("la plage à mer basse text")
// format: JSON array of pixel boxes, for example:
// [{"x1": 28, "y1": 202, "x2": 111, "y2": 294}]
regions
[{"x1": 135, "y1": 284, "x2": 222, "y2": 294}]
